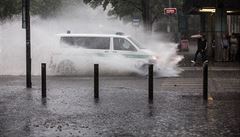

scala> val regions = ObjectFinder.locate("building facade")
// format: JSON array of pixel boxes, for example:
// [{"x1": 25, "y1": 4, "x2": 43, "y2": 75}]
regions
[{"x1": 183, "y1": 0, "x2": 240, "y2": 61}]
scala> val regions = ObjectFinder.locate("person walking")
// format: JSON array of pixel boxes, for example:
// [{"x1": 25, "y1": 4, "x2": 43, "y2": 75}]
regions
[
  {"x1": 221, "y1": 34, "x2": 230, "y2": 61},
  {"x1": 191, "y1": 34, "x2": 207, "y2": 65},
  {"x1": 230, "y1": 33, "x2": 238, "y2": 61}
]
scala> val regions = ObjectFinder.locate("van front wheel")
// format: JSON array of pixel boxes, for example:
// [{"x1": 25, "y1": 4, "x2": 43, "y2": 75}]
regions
[{"x1": 139, "y1": 64, "x2": 148, "y2": 76}]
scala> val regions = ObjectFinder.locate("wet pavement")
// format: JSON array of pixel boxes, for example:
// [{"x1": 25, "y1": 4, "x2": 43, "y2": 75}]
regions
[{"x1": 0, "y1": 69, "x2": 240, "y2": 137}]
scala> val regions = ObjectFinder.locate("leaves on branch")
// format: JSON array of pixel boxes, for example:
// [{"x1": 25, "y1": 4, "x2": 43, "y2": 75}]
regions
[{"x1": 84, "y1": 0, "x2": 183, "y2": 31}]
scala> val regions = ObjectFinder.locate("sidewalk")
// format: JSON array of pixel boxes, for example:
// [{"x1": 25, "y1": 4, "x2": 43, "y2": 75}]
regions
[
  {"x1": 178, "y1": 42, "x2": 240, "y2": 68},
  {"x1": 181, "y1": 66, "x2": 240, "y2": 71}
]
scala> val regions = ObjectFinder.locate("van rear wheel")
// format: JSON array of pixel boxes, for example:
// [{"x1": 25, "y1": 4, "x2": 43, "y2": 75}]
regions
[{"x1": 57, "y1": 60, "x2": 76, "y2": 75}]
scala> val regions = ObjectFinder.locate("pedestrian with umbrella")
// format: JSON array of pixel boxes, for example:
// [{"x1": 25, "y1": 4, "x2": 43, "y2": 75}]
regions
[{"x1": 191, "y1": 34, "x2": 208, "y2": 65}]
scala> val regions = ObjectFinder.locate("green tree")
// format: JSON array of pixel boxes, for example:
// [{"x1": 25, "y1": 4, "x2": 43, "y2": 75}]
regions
[
  {"x1": 84, "y1": 0, "x2": 183, "y2": 32},
  {"x1": 0, "y1": 0, "x2": 64, "y2": 21},
  {"x1": 0, "y1": 0, "x2": 22, "y2": 20},
  {"x1": 31, "y1": 0, "x2": 63, "y2": 18}
]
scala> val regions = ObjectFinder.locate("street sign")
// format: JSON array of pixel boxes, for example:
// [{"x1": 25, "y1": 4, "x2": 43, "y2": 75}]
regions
[
  {"x1": 132, "y1": 17, "x2": 140, "y2": 27},
  {"x1": 164, "y1": 8, "x2": 177, "y2": 15}
]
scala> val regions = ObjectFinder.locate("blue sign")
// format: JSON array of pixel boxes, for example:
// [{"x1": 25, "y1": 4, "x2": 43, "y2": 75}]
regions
[{"x1": 132, "y1": 17, "x2": 140, "y2": 26}]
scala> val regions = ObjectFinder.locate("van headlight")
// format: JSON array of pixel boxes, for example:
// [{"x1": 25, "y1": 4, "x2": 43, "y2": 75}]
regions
[
  {"x1": 149, "y1": 55, "x2": 158, "y2": 63},
  {"x1": 152, "y1": 55, "x2": 158, "y2": 60}
]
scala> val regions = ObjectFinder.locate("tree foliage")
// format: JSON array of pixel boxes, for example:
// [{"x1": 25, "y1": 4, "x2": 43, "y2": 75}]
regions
[
  {"x1": 0, "y1": 0, "x2": 22, "y2": 20},
  {"x1": 83, "y1": 0, "x2": 183, "y2": 31},
  {"x1": 31, "y1": 0, "x2": 63, "y2": 18},
  {"x1": 0, "y1": 0, "x2": 63, "y2": 21}
]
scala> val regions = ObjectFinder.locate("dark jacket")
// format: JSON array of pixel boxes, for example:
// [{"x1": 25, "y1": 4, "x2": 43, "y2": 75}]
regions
[{"x1": 197, "y1": 38, "x2": 207, "y2": 51}]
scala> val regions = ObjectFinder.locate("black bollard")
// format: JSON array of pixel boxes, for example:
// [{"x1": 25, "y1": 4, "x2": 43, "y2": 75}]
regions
[
  {"x1": 203, "y1": 61, "x2": 208, "y2": 100},
  {"x1": 25, "y1": 0, "x2": 32, "y2": 88},
  {"x1": 148, "y1": 64, "x2": 153, "y2": 101},
  {"x1": 41, "y1": 63, "x2": 46, "y2": 98},
  {"x1": 94, "y1": 64, "x2": 99, "y2": 99}
]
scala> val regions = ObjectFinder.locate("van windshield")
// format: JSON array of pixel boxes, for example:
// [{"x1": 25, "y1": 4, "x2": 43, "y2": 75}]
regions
[
  {"x1": 60, "y1": 37, "x2": 110, "y2": 49},
  {"x1": 128, "y1": 37, "x2": 145, "y2": 49}
]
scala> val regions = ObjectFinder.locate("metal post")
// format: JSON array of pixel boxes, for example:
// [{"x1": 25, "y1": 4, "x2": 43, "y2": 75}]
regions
[
  {"x1": 203, "y1": 61, "x2": 208, "y2": 100},
  {"x1": 25, "y1": 0, "x2": 32, "y2": 88},
  {"x1": 148, "y1": 64, "x2": 153, "y2": 101},
  {"x1": 41, "y1": 63, "x2": 46, "y2": 98},
  {"x1": 167, "y1": 0, "x2": 172, "y2": 33},
  {"x1": 94, "y1": 64, "x2": 99, "y2": 99},
  {"x1": 22, "y1": 0, "x2": 26, "y2": 29}
]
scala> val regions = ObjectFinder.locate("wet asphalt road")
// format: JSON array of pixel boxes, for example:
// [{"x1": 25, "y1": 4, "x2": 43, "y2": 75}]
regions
[{"x1": 0, "y1": 69, "x2": 240, "y2": 137}]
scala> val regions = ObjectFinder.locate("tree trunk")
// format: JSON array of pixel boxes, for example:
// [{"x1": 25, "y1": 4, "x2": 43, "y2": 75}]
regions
[{"x1": 142, "y1": 0, "x2": 152, "y2": 32}]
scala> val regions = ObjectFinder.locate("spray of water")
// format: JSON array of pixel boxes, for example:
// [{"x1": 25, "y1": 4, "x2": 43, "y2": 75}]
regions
[{"x1": 0, "y1": 3, "x2": 183, "y2": 76}]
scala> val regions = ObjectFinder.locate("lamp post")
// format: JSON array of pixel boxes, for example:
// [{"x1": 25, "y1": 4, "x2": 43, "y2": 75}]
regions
[{"x1": 23, "y1": 0, "x2": 32, "y2": 88}]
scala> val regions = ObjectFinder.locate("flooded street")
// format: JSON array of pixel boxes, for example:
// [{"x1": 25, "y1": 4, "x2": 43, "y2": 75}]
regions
[
  {"x1": 1, "y1": 0, "x2": 240, "y2": 136},
  {"x1": 1, "y1": 69, "x2": 240, "y2": 137}
]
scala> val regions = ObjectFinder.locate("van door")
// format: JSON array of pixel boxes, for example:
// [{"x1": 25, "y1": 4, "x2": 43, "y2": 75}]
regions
[
  {"x1": 112, "y1": 37, "x2": 150, "y2": 68},
  {"x1": 113, "y1": 37, "x2": 149, "y2": 58},
  {"x1": 84, "y1": 37, "x2": 111, "y2": 57}
]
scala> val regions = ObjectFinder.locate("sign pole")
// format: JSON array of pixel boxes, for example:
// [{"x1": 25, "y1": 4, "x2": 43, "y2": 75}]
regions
[
  {"x1": 22, "y1": 0, "x2": 26, "y2": 28},
  {"x1": 168, "y1": 0, "x2": 172, "y2": 33}
]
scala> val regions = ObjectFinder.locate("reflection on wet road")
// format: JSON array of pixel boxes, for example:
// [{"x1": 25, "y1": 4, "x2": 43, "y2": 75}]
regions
[{"x1": 0, "y1": 73, "x2": 240, "y2": 136}]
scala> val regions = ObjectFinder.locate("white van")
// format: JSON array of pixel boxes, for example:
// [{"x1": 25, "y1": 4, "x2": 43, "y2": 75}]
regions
[{"x1": 49, "y1": 33, "x2": 158, "y2": 75}]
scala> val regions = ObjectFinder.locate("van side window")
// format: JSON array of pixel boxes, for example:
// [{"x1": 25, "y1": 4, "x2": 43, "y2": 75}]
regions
[
  {"x1": 113, "y1": 38, "x2": 137, "y2": 51},
  {"x1": 61, "y1": 37, "x2": 110, "y2": 49}
]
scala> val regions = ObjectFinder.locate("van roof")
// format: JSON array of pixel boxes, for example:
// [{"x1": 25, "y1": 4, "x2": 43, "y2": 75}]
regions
[{"x1": 56, "y1": 33, "x2": 130, "y2": 38}]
